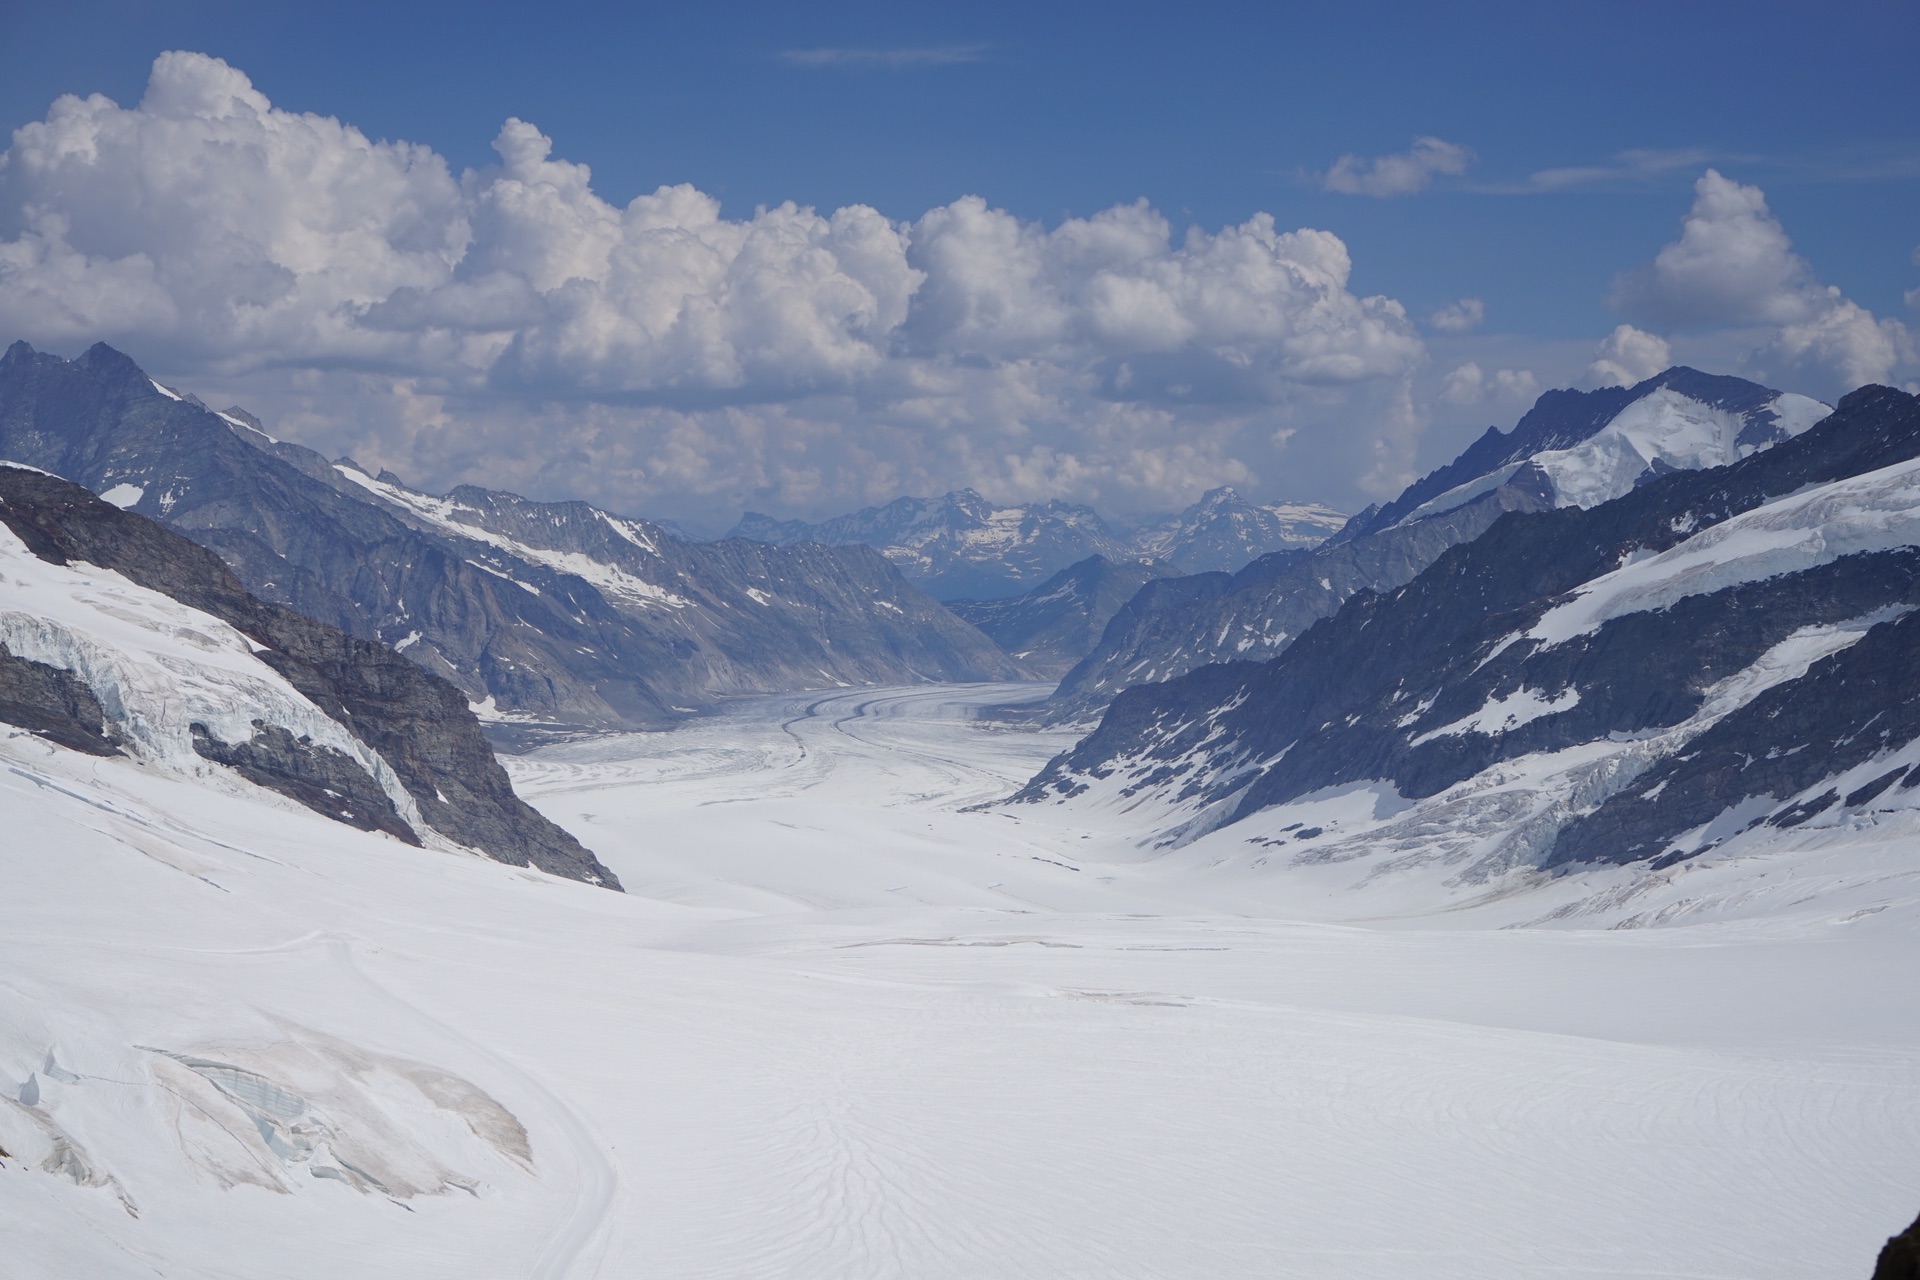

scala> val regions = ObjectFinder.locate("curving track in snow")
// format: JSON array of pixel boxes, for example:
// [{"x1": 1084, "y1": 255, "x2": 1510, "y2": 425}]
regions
[{"x1": 5, "y1": 685, "x2": 1920, "y2": 1277}]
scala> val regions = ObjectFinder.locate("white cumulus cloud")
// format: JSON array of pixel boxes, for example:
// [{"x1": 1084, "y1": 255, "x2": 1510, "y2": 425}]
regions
[
  {"x1": 1427, "y1": 298, "x2": 1485, "y2": 333},
  {"x1": 1323, "y1": 137, "x2": 1473, "y2": 198},
  {"x1": 1439, "y1": 362, "x2": 1538, "y2": 406},
  {"x1": 1609, "y1": 170, "x2": 1915, "y2": 398},
  {"x1": 0, "y1": 51, "x2": 467, "y2": 369},
  {"x1": 0, "y1": 52, "x2": 1434, "y2": 523},
  {"x1": 1584, "y1": 325, "x2": 1672, "y2": 388}
]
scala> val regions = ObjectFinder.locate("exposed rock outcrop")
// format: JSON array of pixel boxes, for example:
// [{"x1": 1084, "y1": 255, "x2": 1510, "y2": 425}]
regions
[
  {"x1": 0, "y1": 642, "x2": 120, "y2": 756},
  {"x1": 190, "y1": 720, "x2": 417, "y2": 844},
  {"x1": 1876, "y1": 1212, "x2": 1920, "y2": 1280},
  {"x1": 0, "y1": 463, "x2": 618, "y2": 888}
]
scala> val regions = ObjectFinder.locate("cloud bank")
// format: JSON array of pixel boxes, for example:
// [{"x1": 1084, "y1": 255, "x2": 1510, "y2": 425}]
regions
[
  {"x1": 3, "y1": 58, "x2": 1902, "y2": 526},
  {"x1": 0, "y1": 53, "x2": 1433, "y2": 523},
  {"x1": 1609, "y1": 170, "x2": 1915, "y2": 398}
]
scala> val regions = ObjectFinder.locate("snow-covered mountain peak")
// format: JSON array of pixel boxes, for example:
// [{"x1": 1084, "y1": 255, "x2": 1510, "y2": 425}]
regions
[
  {"x1": 1014, "y1": 383, "x2": 1920, "y2": 905},
  {"x1": 735, "y1": 485, "x2": 1345, "y2": 598},
  {"x1": 1397, "y1": 384, "x2": 1831, "y2": 528},
  {"x1": 1128, "y1": 487, "x2": 1347, "y2": 574}
]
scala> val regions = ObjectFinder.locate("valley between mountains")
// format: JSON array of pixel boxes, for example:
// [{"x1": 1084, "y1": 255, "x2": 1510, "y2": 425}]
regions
[
  {"x1": 6, "y1": 685, "x2": 1917, "y2": 1278},
  {"x1": 3, "y1": 343, "x2": 1919, "y2": 1277}
]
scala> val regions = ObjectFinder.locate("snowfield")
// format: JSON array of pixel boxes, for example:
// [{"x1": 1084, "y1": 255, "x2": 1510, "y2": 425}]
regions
[
  {"x1": 1397, "y1": 386, "x2": 1831, "y2": 527},
  {"x1": 4, "y1": 682, "x2": 1917, "y2": 1277}
]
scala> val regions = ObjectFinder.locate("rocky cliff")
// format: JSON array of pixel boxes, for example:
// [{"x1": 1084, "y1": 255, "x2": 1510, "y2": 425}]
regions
[{"x1": 0, "y1": 464, "x2": 617, "y2": 887}]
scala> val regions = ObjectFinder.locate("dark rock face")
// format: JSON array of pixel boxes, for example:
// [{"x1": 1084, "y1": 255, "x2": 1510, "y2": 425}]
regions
[
  {"x1": 0, "y1": 643, "x2": 121, "y2": 756},
  {"x1": 946, "y1": 556, "x2": 1181, "y2": 678},
  {"x1": 1039, "y1": 472, "x2": 1554, "y2": 723},
  {"x1": 0, "y1": 463, "x2": 619, "y2": 888},
  {"x1": 0, "y1": 341, "x2": 1014, "y2": 733},
  {"x1": 1230, "y1": 548, "x2": 1920, "y2": 819},
  {"x1": 1548, "y1": 599, "x2": 1920, "y2": 869},
  {"x1": 1876, "y1": 1212, "x2": 1920, "y2": 1280},
  {"x1": 190, "y1": 720, "x2": 417, "y2": 844},
  {"x1": 1013, "y1": 386, "x2": 1920, "y2": 872}
]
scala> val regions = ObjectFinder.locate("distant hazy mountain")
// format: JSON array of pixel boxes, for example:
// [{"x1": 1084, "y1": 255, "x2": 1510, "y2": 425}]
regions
[
  {"x1": 945, "y1": 556, "x2": 1182, "y2": 677},
  {"x1": 731, "y1": 489, "x2": 1131, "y2": 600},
  {"x1": 1011, "y1": 384, "x2": 1920, "y2": 894},
  {"x1": 1128, "y1": 488, "x2": 1345, "y2": 574},
  {"x1": 1031, "y1": 368, "x2": 1831, "y2": 723},
  {"x1": 0, "y1": 342, "x2": 1017, "y2": 735},
  {"x1": 731, "y1": 485, "x2": 1344, "y2": 599},
  {"x1": 0, "y1": 463, "x2": 617, "y2": 886}
]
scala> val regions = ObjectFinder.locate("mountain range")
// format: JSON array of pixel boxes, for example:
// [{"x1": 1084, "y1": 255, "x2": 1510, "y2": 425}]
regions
[
  {"x1": 0, "y1": 342, "x2": 1018, "y2": 736},
  {"x1": 1011, "y1": 382, "x2": 1920, "y2": 910},
  {"x1": 730, "y1": 486, "x2": 1345, "y2": 599},
  {"x1": 945, "y1": 556, "x2": 1181, "y2": 678},
  {"x1": 1027, "y1": 367, "x2": 1832, "y2": 723}
]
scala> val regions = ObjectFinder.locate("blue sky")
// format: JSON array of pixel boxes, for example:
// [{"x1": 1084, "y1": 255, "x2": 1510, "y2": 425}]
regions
[{"x1": 3, "y1": 0, "x2": 1916, "y2": 527}]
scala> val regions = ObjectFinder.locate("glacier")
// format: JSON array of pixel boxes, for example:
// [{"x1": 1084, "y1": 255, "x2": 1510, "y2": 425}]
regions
[{"x1": 3, "y1": 675, "x2": 1916, "y2": 1276}]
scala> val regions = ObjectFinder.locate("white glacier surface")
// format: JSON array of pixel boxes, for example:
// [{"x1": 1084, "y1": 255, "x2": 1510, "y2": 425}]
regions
[{"x1": 2, "y1": 668, "x2": 1917, "y2": 1277}]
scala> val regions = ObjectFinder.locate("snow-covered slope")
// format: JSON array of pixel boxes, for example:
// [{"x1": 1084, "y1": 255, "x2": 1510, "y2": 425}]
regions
[
  {"x1": 1395, "y1": 383, "x2": 1829, "y2": 525},
  {"x1": 0, "y1": 463, "x2": 614, "y2": 884},
  {"x1": 5, "y1": 682, "x2": 1917, "y2": 1277},
  {"x1": 1014, "y1": 384, "x2": 1920, "y2": 901},
  {"x1": 0, "y1": 341, "x2": 1016, "y2": 734},
  {"x1": 0, "y1": 504, "x2": 414, "y2": 812},
  {"x1": 1340, "y1": 365, "x2": 1830, "y2": 540},
  {"x1": 1026, "y1": 367, "x2": 1831, "y2": 724}
]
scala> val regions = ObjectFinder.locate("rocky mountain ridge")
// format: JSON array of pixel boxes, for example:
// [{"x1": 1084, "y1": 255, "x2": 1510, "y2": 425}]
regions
[
  {"x1": 1024, "y1": 367, "x2": 1830, "y2": 723},
  {"x1": 0, "y1": 342, "x2": 1017, "y2": 734},
  {"x1": 0, "y1": 464, "x2": 617, "y2": 886},
  {"x1": 731, "y1": 486, "x2": 1344, "y2": 599},
  {"x1": 1010, "y1": 384, "x2": 1920, "y2": 901},
  {"x1": 945, "y1": 556, "x2": 1181, "y2": 677}
]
